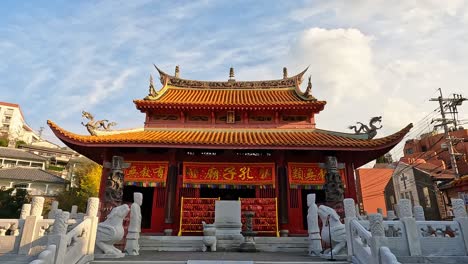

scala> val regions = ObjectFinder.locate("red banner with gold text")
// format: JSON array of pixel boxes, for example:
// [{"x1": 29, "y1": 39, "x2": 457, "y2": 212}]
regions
[
  {"x1": 287, "y1": 163, "x2": 346, "y2": 188},
  {"x1": 183, "y1": 162, "x2": 275, "y2": 187},
  {"x1": 123, "y1": 161, "x2": 169, "y2": 187}
]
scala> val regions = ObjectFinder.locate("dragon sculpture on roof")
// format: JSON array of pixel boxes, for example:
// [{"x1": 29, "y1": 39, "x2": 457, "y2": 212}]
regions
[
  {"x1": 349, "y1": 116, "x2": 383, "y2": 139},
  {"x1": 81, "y1": 111, "x2": 117, "y2": 136}
]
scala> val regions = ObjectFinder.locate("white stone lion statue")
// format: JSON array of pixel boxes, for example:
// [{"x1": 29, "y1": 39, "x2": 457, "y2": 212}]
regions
[
  {"x1": 95, "y1": 204, "x2": 130, "y2": 257},
  {"x1": 318, "y1": 205, "x2": 347, "y2": 257}
]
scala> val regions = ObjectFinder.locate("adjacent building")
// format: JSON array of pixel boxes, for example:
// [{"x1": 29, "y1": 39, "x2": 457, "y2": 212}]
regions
[
  {"x1": 356, "y1": 167, "x2": 394, "y2": 215},
  {"x1": 0, "y1": 146, "x2": 47, "y2": 170},
  {"x1": 0, "y1": 102, "x2": 40, "y2": 146},
  {"x1": 385, "y1": 160, "x2": 455, "y2": 220},
  {"x1": 0, "y1": 167, "x2": 68, "y2": 196}
]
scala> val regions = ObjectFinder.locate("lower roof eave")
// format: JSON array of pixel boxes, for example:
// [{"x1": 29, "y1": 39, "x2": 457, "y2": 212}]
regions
[{"x1": 61, "y1": 141, "x2": 400, "y2": 152}]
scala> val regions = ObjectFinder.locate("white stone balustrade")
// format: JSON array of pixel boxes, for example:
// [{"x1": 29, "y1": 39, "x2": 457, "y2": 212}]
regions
[
  {"x1": 0, "y1": 196, "x2": 99, "y2": 264},
  {"x1": 347, "y1": 198, "x2": 468, "y2": 264}
]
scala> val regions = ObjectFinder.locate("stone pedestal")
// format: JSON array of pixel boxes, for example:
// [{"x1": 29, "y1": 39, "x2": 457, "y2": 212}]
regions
[
  {"x1": 240, "y1": 211, "x2": 257, "y2": 252},
  {"x1": 214, "y1": 201, "x2": 243, "y2": 240},
  {"x1": 164, "y1": 229, "x2": 173, "y2": 236}
]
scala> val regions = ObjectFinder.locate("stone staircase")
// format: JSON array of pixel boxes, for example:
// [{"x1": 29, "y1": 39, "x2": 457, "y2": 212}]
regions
[
  {"x1": 0, "y1": 254, "x2": 34, "y2": 264},
  {"x1": 91, "y1": 251, "x2": 350, "y2": 264},
  {"x1": 139, "y1": 236, "x2": 310, "y2": 253}
]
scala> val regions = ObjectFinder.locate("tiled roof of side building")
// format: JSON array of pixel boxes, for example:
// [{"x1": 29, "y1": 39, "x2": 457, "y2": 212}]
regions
[
  {"x1": 0, "y1": 167, "x2": 68, "y2": 184},
  {"x1": 47, "y1": 120, "x2": 412, "y2": 150},
  {"x1": 0, "y1": 147, "x2": 48, "y2": 161}
]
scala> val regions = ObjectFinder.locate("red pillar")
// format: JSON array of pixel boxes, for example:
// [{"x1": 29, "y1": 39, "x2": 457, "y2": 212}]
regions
[{"x1": 345, "y1": 162, "x2": 357, "y2": 201}]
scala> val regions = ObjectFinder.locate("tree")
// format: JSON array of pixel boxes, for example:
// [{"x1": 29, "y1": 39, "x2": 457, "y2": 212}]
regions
[
  {"x1": 0, "y1": 137, "x2": 8, "y2": 147},
  {"x1": 15, "y1": 140, "x2": 27, "y2": 148},
  {"x1": 0, "y1": 188, "x2": 31, "y2": 218},
  {"x1": 56, "y1": 159, "x2": 101, "y2": 211}
]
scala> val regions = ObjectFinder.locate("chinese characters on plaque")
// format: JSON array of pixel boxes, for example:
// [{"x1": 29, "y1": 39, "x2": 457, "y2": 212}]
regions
[
  {"x1": 124, "y1": 161, "x2": 169, "y2": 187},
  {"x1": 183, "y1": 162, "x2": 275, "y2": 186},
  {"x1": 287, "y1": 162, "x2": 346, "y2": 187}
]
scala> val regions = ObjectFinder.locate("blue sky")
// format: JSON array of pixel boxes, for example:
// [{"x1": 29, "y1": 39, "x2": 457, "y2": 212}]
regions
[{"x1": 1, "y1": 0, "x2": 467, "y2": 158}]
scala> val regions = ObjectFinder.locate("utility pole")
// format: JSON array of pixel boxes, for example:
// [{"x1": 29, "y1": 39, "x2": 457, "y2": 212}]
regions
[
  {"x1": 38, "y1": 126, "x2": 44, "y2": 138},
  {"x1": 430, "y1": 88, "x2": 466, "y2": 179}
]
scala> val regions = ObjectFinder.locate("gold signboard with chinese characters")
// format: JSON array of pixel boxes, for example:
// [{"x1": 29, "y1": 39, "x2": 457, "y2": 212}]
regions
[
  {"x1": 287, "y1": 162, "x2": 346, "y2": 189},
  {"x1": 123, "y1": 161, "x2": 169, "y2": 187},
  {"x1": 183, "y1": 162, "x2": 275, "y2": 187}
]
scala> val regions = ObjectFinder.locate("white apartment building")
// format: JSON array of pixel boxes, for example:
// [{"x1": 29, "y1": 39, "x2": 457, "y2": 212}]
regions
[{"x1": 0, "y1": 102, "x2": 40, "y2": 146}]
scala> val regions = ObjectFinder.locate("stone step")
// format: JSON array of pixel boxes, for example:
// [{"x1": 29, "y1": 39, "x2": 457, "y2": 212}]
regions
[
  {"x1": 139, "y1": 236, "x2": 309, "y2": 252},
  {"x1": 92, "y1": 260, "x2": 349, "y2": 264},
  {"x1": 0, "y1": 254, "x2": 34, "y2": 264}
]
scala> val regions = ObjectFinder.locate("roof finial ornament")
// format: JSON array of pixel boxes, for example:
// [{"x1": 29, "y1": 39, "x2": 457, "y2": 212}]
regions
[
  {"x1": 283, "y1": 67, "x2": 288, "y2": 79},
  {"x1": 81, "y1": 111, "x2": 117, "y2": 136},
  {"x1": 348, "y1": 116, "x2": 383, "y2": 139},
  {"x1": 304, "y1": 75, "x2": 312, "y2": 98},
  {"x1": 148, "y1": 74, "x2": 157, "y2": 97},
  {"x1": 175, "y1": 65, "x2": 180, "y2": 78},
  {"x1": 229, "y1": 67, "x2": 235, "y2": 82}
]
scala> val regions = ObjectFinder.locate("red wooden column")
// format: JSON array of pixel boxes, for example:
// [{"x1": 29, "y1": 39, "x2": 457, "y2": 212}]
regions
[
  {"x1": 98, "y1": 150, "x2": 111, "y2": 222},
  {"x1": 345, "y1": 162, "x2": 357, "y2": 201}
]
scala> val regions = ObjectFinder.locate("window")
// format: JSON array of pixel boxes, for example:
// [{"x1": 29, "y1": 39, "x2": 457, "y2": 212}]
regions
[
  {"x1": 405, "y1": 148, "x2": 414, "y2": 154},
  {"x1": 423, "y1": 187, "x2": 431, "y2": 208},
  {"x1": 421, "y1": 146, "x2": 427, "y2": 152},
  {"x1": 14, "y1": 183, "x2": 28, "y2": 189}
]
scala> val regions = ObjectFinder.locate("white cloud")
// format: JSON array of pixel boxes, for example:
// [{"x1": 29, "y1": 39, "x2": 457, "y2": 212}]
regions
[{"x1": 290, "y1": 28, "x2": 379, "y2": 105}]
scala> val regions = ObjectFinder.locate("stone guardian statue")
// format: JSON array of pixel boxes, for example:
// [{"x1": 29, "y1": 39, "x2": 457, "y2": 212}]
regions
[
  {"x1": 124, "y1": 193, "x2": 143, "y2": 255},
  {"x1": 307, "y1": 193, "x2": 322, "y2": 256},
  {"x1": 95, "y1": 204, "x2": 130, "y2": 258}
]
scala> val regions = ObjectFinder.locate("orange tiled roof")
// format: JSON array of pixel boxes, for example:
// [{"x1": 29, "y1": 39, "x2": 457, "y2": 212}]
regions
[
  {"x1": 47, "y1": 120, "x2": 412, "y2": 150},
  {"x1": 134, "y1": 87, "x2": 326, "y2": 110},
  {"x1": 134, "y1": 67, "x2": 326, "y2": 110}
]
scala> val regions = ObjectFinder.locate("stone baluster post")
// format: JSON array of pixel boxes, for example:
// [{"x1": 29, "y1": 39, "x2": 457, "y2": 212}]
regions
[
  {"x1": 19, "y1": 197, "x2": 44, "y2": 255},
  {"x1": 394, "y1": 204, "x2": 400, "y2": 219},
  {"x1": 377, "y1": 208, "x2": 383, "y2": 216},
  {"x1": 20, "y1": 204, "x2": 31, "y2": 219},
  {"x1": 413, "y1": 205, "x2": 425, "y2": 221},
  {"x1": 451, "y1": 198, "x2": 468, "y2": 254},
  {"x1": 386, "y1": 210, "x2": 396, "y2": 220},
  {"x1": 48, "y1": 211, "x2": 70, "y2": 264},
  {"x1": 399, "y1": 199, "x2": 421, "y2": 256},
  {"x1": 85, "y1": 197, "x2": 100, "y2": 255},
  {"x1": 344, "y1": 198, "x2": 357, "y2": 261},
  {"x1": 70, "y1": 205, "x2": 78, "y2": 219},
  {"x1": 369, "y1": 213, "x2": 385, "y2": 264},
  {"x1": 48, "y1": 201, "x2": 59, "y2": 219}
]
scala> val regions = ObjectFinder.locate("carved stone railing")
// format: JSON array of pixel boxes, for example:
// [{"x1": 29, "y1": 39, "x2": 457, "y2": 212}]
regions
[
  {"x1": 30, "y1": 197, "x2": 99, "y2": 264},
  {"x1": 350, "y1": 218, "x2": 373, "y2": 264},
  {"x1": 346, "y1": 198, "x2": 468, "y2": 264},
  {"x1": 0, "y1": 196, "x2": 99, "y2": 264},
  {"x1": 0, "y1": 219, "x2": 23, "y2": 254}
]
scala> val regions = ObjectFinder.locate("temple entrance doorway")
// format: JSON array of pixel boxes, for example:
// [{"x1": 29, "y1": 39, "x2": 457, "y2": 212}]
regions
[
  {"x1": 301, "y1": 189, "x2": 326, "y2": 230},
  {"x1": 200, "y1": 187, "x2": 256, "y2": 200},
  {"x1": 123, "y1": 186, "x2": 154, "y2": 229}
]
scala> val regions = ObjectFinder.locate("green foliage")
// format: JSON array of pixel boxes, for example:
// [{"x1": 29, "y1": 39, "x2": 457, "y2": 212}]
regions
[
  {"x1": 47, "y1": 165, "x2": 65, "y2": 172},
  {"x1": 56, "y1": 160, "x2": 101, "y2": 212},
  {"x1": 0, "y1": 137, "x2": 8, "y2": 147},
  {"x1": 0, "y1": 188, "x2": 31, "y2": 218},
  {"x1": 15, "y1": 140, "x2": 27, "y2": 148}
]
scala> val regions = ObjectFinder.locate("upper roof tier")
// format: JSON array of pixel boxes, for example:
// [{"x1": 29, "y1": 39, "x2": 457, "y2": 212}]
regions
[{"x1": 133, "y1": 66, "x2": 327, "y2": 111}]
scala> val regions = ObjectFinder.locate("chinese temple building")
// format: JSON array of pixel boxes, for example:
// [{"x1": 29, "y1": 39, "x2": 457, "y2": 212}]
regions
[{"x1": 47, "y1": 66, "x2": 411, "y2": 235}]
